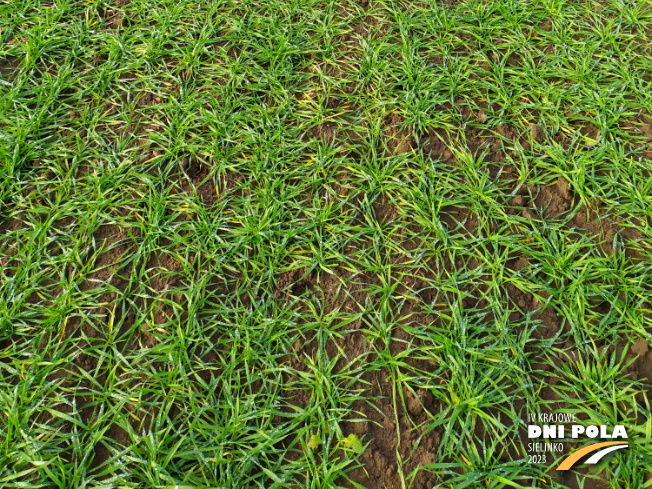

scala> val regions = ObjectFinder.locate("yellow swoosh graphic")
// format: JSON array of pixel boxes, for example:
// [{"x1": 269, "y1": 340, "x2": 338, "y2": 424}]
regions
[{"x1": 556, "y1": 441, "x2": 629, "y2": 470}]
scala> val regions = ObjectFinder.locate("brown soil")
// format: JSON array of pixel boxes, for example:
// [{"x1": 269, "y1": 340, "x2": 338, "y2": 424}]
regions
[
  {"x1": 0, "y1": 55, "x2": 20, "y2": 80},
  {"x1": 383, "y1": 113, "x2": 414, "y2": 155},
  {"x1": 275, "y1": 263, "x2": 441, "y2": 488},
  {"x1": 342, "y1": 369, "x2": 439, "y2": 489}
]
